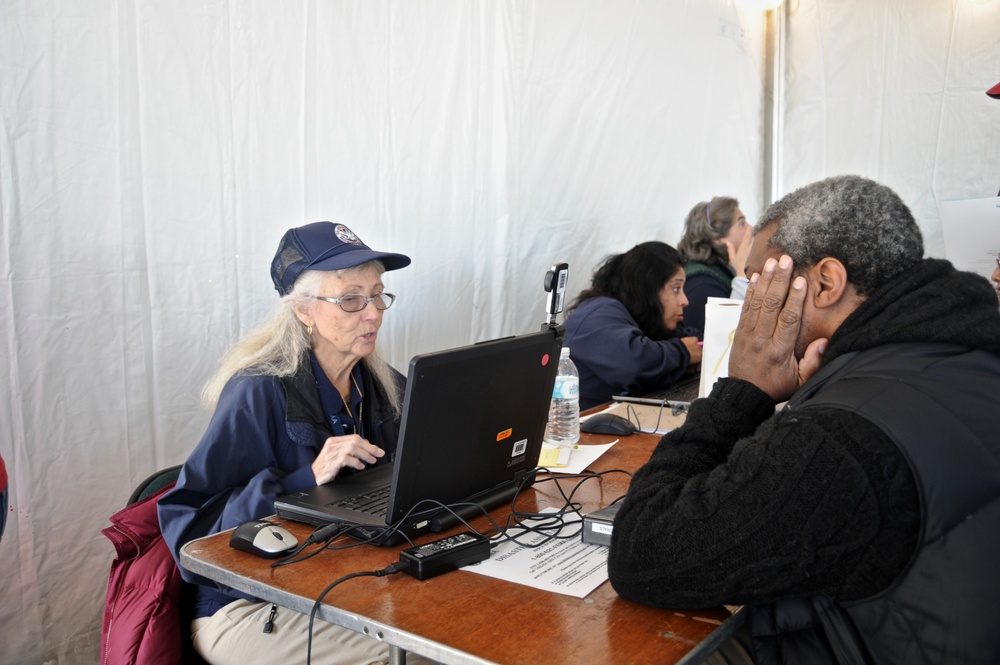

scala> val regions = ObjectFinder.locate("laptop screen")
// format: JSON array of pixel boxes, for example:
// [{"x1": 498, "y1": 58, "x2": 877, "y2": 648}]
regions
[{"x1": 386, "y1": 328, "x2": 562, "y2": 524}]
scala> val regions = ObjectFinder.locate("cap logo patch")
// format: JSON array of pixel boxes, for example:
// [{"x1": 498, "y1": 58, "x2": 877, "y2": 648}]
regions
[{"x1": 334, "y1": 224, "x2": 363, "y2": 245}]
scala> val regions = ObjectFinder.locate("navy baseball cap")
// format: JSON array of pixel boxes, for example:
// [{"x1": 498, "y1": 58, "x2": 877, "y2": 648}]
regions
[{"x1": 270, "y1": 222, "x2": 411, "y2": 296}]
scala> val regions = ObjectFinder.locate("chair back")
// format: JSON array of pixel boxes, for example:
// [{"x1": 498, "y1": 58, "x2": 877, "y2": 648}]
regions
[{"x1": 128, "y1": 464, "x2": 182, "y2": 506}]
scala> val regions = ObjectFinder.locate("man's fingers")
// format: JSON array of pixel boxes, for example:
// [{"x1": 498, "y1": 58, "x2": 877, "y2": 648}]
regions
[
  {"x1": 772, "y1": 274, "x2": 807, "y2": 350},
  {"x1": 738, "y1": 256, "x2": 789, "y2": 339},
  {"x1": 738, "y1": 268, "x2": 764, "y2": 333},
  {"x1": 759, "y1": 255, "x2": 792, "y2": 317},
  {"x1": 728, "y1": 254, "x2": 810, "y2": 402}
]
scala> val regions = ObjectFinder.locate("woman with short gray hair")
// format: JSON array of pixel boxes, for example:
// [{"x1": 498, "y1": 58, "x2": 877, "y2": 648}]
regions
[{"x1": 676, "y1": 196, "x2": 751, "y2": 334}]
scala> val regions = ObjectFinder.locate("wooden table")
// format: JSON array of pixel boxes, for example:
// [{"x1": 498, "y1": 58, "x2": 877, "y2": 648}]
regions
[{"x1": 180, "y1": 428, "x2": 743, "y2": 665}]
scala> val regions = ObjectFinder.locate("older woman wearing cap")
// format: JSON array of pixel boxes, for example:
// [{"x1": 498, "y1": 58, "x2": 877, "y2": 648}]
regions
[{"x1": 159, "y1": 222, "x2": 421, "y2": 665}]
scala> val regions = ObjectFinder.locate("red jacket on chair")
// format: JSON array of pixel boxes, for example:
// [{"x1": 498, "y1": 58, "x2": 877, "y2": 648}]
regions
[{"x1": 101, "y1": 482, "x2": 184, "y2": 665}]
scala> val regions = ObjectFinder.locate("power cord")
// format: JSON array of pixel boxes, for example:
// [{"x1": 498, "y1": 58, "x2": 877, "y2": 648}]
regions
[
  {"x1": 303, "y1": 531, "x2": 491, "y2": 664},
  {"x1": 280, "y1": 468, "x2": 632, "y2": 663},
  {"x1": 274, "y1": 467, "x2": 634, "y2": 573},
  {"x1": 270, "y1": 523, "x2": 355, "y2": 568},
  {"x1": 306, "y1": 561, "x2": 408, "y2": 665}
]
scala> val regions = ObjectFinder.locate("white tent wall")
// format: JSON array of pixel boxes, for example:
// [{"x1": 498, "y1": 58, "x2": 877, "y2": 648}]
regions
[
  {"x1": 1, "y1": 1, "x2": 766, "y2": 662},
  {"x1": 782, "y1": 0, "x2": 1000, "y2": 257},
  {"x1": 2, "y1": 0, "x2": 997, "y2": 662}
]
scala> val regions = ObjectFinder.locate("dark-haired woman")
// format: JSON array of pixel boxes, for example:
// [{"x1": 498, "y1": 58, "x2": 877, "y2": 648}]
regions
[
  {"x1": 677, "y1": 197, "x2": 751, "y2": 335},
  {"x1": 563, "y1": 242, "x2": 702, "y2": 410}
]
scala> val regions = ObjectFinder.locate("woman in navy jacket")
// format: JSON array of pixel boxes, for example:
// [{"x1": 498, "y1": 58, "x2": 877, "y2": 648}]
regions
[
  {"x1": 158, "y1": 222, "x2": 418, "y2": 665},
  {"x1": 564, "y1": 242, "x2": 702, "y2": 410}
]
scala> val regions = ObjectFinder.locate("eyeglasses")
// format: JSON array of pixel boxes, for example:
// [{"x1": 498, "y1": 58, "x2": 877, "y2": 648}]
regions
[{"x1": 313, "y1": 293, "x2": 396, "y2": 312}]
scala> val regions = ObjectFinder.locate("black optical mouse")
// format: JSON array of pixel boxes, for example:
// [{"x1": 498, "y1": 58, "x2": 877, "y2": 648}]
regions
[
  {"x1": 229, "y1": 520, "x2": 300, "y2": 559},
  {"x1": 580, "y1": 412, "x2": 638, "y2": 436}
]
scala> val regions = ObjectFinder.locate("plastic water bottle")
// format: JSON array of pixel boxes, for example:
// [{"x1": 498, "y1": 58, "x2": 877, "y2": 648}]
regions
[{"x1": 545, "y1": 347, "x2": 580, "y2": 445}]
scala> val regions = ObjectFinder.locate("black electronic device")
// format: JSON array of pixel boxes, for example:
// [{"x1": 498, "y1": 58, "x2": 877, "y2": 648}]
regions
[
  {"x1": 398, "y1": 532, "x2": 492, "y2": 580},
  {"x1": 229, "y1": 520, "x2": 299, "y2": 559},
  {"x1": 581, "y1": 503, "x2": 621, "y2": 546},
  {"x1": 543, "y1": 262, "x2": 569, "y2": 326},
  {"x1": 580, "y1": 412, "x2": 638, "y2": 436}
]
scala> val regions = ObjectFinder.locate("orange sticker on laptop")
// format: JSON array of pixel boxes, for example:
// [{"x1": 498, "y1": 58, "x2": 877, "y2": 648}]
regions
[{"x1": 496, "y1": 428, "x2": 513, "y2": 441}]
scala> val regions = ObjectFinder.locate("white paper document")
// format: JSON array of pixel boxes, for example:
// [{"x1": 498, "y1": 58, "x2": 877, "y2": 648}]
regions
[
  {"x1": 465, "y1": 509, "x2": 609, "y2": 598},
  {"x1": 538, "y1": 439, "x2": 617, "y2": 474}
]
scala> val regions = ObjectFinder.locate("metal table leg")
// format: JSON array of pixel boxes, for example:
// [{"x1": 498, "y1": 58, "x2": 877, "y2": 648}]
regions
[{"x1": 389, "y1": 644, "x2": 408, "y2": 665}]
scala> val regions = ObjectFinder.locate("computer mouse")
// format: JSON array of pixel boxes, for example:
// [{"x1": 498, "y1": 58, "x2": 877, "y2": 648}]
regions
[
  {"x1": 580, "y1": 412, "x2": 638, "y2": 436},
  {"x1": 229, "y1": 520, "x2": 300, "y2": 559}
]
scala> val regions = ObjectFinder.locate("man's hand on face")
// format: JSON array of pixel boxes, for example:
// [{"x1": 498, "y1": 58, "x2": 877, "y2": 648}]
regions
[{"x1": 728, "y1": 254, "x2": 827, "y2": 403}]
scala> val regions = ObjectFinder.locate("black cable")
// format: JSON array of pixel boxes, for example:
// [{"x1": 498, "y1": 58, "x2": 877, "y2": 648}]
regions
[
  {"x1": 495, "y1": 468, "x2": 633, "y2": 547},
  {"x1": 306, "y1": 561, "x2": 408, "y2": 665},
  {"x1": 263, "y1": 468, "x2": 635, "y2": 662},
  {"x1": 270, "y1": 523, "x2": 355, "y2": 568},
  {"x1": 265, "y1": 466, "x2": 633, "y2": 662},
  {"x1": 364, "y1": 496, "x2": 506, "y2": 546},
  {"x1": 315, "y1": 467, "x2": 565, "y2": 553},
  {"x1": 625, "y1": 403, "x2": 644, "y2": 431},
  {"x1": 278, "y1": 467, "x2": 633, "y2": 573}
]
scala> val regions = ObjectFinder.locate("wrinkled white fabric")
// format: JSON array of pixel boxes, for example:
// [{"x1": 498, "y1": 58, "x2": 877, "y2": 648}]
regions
[{"x1": 1, "y1": 0, "x2": 997, "y2": 663}]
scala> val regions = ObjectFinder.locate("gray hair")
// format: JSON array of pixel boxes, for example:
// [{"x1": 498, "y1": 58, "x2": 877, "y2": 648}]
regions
[
  {"x1": 201, "y1": 261, "x2": 402, "y2": 417},
  {"x1": 677, "y1": 196, "x2": 740, "y2": 264},
  {"x1": 756, "y1": 175, "x2": 924, "y2": 296}
]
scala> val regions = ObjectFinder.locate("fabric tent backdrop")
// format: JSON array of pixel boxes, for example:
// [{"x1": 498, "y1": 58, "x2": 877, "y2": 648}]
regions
[{"x1": 1, "y1": 0, "x2": 997, "y2": 662}]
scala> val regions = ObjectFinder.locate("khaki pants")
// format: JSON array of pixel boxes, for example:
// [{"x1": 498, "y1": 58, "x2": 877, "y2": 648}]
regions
[{"x1": 192, "y1": 599, "x2": 434, "y2": 665}]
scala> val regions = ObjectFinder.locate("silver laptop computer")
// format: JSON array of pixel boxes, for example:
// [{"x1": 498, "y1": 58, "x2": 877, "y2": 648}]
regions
[{"x1": 274, "y1": 327, "x2": 562, "y2": 545}]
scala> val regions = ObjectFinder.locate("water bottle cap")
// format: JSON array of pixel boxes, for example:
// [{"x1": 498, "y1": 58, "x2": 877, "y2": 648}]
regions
[{"x1": 560, "y1": 346, "x2": 570, "y2": 356}]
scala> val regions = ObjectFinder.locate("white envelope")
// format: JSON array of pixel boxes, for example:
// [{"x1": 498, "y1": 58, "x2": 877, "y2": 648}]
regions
[{"x1": 699, "y1": 297, "x2": 743, "y2": 397}]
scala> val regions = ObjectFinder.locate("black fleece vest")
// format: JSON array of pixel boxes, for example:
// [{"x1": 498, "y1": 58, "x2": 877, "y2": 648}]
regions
[
  {"x1": 684, "y1": 260, "x2": 734, "y2": 289},
  {"x1": 749, "y1": 342, "x2": 1000, "y2": 665}
]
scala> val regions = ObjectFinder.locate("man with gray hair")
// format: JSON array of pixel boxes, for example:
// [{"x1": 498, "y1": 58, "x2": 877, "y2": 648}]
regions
[{"x1": 608, "y1": 175, "x2": 1000, "y2": 664}]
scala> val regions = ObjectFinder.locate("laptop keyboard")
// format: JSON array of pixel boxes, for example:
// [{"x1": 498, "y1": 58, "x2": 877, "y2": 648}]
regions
[
  {"x1": 332, "y1": 484, "x2": 391, "y2": 517},
  {"x1": 644, "y1": 374, "x2": 700, "y2": 402}
]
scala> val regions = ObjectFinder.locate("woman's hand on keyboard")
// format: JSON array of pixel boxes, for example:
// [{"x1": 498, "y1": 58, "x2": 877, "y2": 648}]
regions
[{"x1": 311, "y1": 435, "x2": 385, "y2": 485}]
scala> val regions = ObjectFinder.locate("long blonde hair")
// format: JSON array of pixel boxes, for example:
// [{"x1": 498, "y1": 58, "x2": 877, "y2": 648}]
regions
[{"x1": 200, "y1": 262, "x2": 403, "y2": 417}]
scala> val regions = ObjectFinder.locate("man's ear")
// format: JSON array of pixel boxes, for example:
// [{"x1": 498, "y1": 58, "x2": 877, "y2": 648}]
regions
[{"x1": 807, "y1": 257, "x2": 849, "y2": 309}]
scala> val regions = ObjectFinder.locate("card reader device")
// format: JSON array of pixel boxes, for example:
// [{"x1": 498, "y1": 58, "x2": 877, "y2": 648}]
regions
[{"x1": 581, "y1": 503, "x2": 622, "y2": 547}]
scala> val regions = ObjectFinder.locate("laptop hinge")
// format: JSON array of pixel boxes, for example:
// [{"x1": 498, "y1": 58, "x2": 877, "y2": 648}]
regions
[{"x1": 426, "y1": 472, "x2": 535, "y2": 532}]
